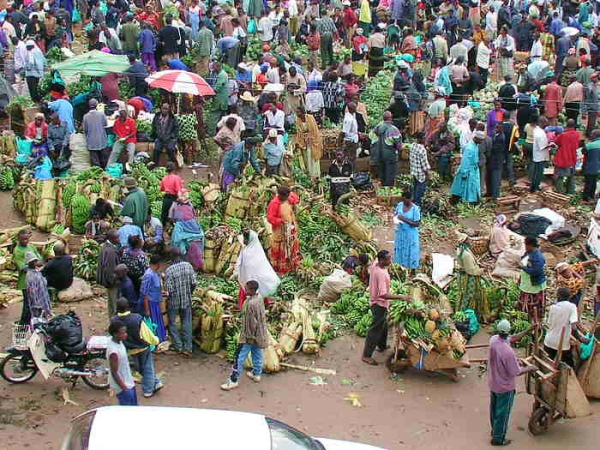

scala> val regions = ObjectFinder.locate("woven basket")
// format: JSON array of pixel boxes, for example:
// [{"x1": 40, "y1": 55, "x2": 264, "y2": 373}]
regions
[{"x1": 469, "y1": 236, "x2": 490, "y2": 256}]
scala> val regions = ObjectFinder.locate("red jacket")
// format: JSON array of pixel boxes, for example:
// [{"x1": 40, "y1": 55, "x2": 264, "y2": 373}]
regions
[
  {"x1": 342, "y1": 9, "x2": 358, "y2": 28},
  {"x1": 267, "y1": 192, "x2": 300, "y2": 228},
  {"x1": 25, "y1": 121, "x2": 48, "y2": 140},
  {"x1": 113, "y1": 117, "x2": 138, "y2": 144},
  {"x1": 554, "y1": 128, "x2": 581, "y2": 168}
]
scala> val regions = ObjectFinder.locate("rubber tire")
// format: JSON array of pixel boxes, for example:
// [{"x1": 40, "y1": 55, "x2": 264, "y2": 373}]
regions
[
  {"x1": 528, "y1": 407, "x2": 550, "y2": 436},
  {"x1": 80, "y1": 356, "x2": 110, "y2": 390},
  {"x1": 0, "y1": 354, "x2": 38, "y2": 384}
]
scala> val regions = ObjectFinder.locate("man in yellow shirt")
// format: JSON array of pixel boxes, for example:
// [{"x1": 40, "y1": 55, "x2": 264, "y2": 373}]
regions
[{"x1": 112, "y1": 298, "x2": 163, "y2": 398}]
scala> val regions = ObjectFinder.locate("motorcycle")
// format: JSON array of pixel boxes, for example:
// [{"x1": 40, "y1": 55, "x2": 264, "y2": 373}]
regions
[{"x1": 0, "y1": 322, "x2": 110, "y2": 390}]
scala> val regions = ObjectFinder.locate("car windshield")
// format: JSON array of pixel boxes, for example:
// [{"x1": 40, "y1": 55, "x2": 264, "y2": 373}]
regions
[
  {"x1": 60, "y1": 410, "x2": 96, "y2": 450},
  {"x1": 267, "y1": 418, "x2": 324, "y2": 450}
]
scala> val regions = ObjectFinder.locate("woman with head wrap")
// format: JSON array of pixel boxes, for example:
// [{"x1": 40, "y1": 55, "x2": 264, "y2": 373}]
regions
[
  {"x1": 455, "y1": 232, "x2": 489, "y2": 320},
  {"x1": 489, "y1": 214, "x2": 510, "y2": 258}
]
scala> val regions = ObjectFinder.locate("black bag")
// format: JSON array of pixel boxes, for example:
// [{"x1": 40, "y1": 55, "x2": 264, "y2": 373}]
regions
[
  {"x1": 45, "y1": 312, "x2": 83, "y2": 349},
  {"x1": 45, "y1": 341, "x2": 67, "y2": 362},
  {"x1": 352, "y1": 172, "x2": 373, "y2": 191}
]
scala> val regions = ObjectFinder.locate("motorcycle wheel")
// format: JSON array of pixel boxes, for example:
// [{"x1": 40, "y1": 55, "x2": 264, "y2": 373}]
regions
[
  {"x1": 81, "y1": 356, "x2": 110, "y2": 390},
  {"x1": 0, "y1": 354, "x2": 38, "y2": 383}
]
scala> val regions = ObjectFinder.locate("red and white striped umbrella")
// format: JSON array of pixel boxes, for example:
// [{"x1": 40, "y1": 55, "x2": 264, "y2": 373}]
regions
[{"x1": 145, "y1": 70, "x2": 215, "y2": 96}]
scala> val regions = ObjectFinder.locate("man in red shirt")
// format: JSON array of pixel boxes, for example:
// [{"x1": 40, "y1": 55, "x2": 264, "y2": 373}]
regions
[
  {"x1": 108, "y1": 109, "x2": 137, "y2": 167},
  {"x1": 159, "y1": 162, "x2": 184, "y2": 226},
  {"x1": 553, "y1": 119, "x2": 582, "y2": 194},
  {"x1": 362, "y1": 250, "x2": 410, "y2": 365},
  {"x1": 342, "y1": 2, "x2": 358, "y2": 47}
]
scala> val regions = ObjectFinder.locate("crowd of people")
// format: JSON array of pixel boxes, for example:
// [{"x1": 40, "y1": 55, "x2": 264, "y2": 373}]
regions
[{"x1": 3, "y1": 0, "x2": 600, "y2": 441}]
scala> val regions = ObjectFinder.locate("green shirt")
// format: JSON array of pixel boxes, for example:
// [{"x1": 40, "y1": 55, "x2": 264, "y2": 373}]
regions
[
  {"x1": 122, "y1": 23, "x2": 140, "y2": 53},
  {"x1": 13, "y1": 244, "x2": 41, "y2": 290},
  {"x1": 197, "y1": 28, "x2": 214, "y2": 57},
  {"x1": 213, "y1": 70, "x2": 229, "y2": 111},
  {"x1": 121, "y1": 188, "x2": 149, "y2": 229},
  {"x1": 519, "y1": 270, "x2": 547, "y2": 294}
]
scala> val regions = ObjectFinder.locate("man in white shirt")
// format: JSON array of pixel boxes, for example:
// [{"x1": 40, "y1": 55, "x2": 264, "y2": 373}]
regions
[
  {"x1": 449, "y1": 37, "x2": 468, "y2": 62},
  {"x1": 485, "y1": 6, "x2": 498, "y2": 37},
  {"x1": 530, "y1": 31, "x2": 543, "y2": 61},
  {"x1": 258, "y1": 12, "x2": 274, "y2": 43},
  {"x1": 342, "y1": 102, "x2": 359, "y2": 168},
  {"x1": 264, "y1": 104, "x2": 285, "y2": 144},
  {"x1": 531, "y1": 117, "x2": 550, "y2": 192},
  {"x1": 476, "y1": 36, "x2": 491, "y2": 84},
  {"x1": 305, "y1": 82, "x2": 324, "y2": 117},
  {"x1": 544, "y1": 288, "x2": 588, "y2": 367}
]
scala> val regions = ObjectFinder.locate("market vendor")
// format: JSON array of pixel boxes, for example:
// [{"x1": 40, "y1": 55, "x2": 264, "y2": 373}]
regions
[
  {"x1": 47, "y1": 113, "x2": 70, "y2": 160},
  {"x1": 543, "y1": 288, "x2": 589, "y2": 368},
  {"x1": 328, "y1": 150, "x2": 353, "y2": 208},
  {"x1": 455, "y1": 232, "x2": 488, "y2": 320},
  {"x1": 144, "y1": 212, "x2": 164, "y2": 255},
  {"x1": 342, "y1": 253, "x2": 370, "y2": 284},
  {"x1": 107, "y1": 109, "x2": 138, "y2": 167},
  {"x1": 362, "y1": 249, "x2": 411, "y2": 366},
  {"x1": 555, "y1": 260, "x2": 599, "y2": 307},
  {"x1": 25, "y1": 112, "x2": 49, "y2": 157},
  {"x1": 121, "y1": 177, "x2": 149, "y2": 231},
  {"x1": 169, "y1": 189, "x2": 205, "y2": 271},
  {"x1": 85, "y1": 212, "x2": 111, "y2": 242},
  {"x1": 489, "y1": 214, "x2": 510, "y2": 258},
  {"x1": 221, "y1": 137, "x2": 262, "y2": 191},
  {"x1": 517, "y1": 237, "x2": 547, "y2": 323},
  {"x1": 267, "y1": 185, "x2": 302, "y2": 275}
]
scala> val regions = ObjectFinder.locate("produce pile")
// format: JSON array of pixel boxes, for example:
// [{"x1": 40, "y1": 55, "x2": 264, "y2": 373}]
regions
[
  {"x1": 363, "y1": 71, "x2": 393, "y2": 128},
  {"x1": 13, "y1": 167, "x2": 123, "y2": 233}
]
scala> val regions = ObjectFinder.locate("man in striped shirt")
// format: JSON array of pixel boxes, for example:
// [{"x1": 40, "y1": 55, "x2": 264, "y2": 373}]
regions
[
  {"x1": 409, "y1": 132, "x2": 430, "y2": 206},
  {"x1": 316, "y1": 13, "x2": 337, "y2": 68},
  {"x1": 164, "y1": 247, "x2": 197, "y2": 358}
]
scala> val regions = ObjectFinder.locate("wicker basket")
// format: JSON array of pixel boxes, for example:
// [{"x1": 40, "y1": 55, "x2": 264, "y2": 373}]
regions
[{"x1": 469, "y1": 236, "x2": 490, "y2": 256}]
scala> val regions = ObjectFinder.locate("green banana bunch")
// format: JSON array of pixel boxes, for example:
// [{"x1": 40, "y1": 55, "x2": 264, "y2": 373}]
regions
[{"x1": 71, "y1": 194, "x2": 91, "y2": 234}]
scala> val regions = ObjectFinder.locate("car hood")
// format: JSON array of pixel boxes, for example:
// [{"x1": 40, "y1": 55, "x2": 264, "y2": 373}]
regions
[{"x1": 316, "y1": 437, "x2": 387, "y2": 450}]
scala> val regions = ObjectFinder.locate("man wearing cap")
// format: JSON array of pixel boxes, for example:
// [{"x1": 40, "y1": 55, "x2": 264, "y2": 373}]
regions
[
  {"x1": 82, "y1": 99, "x2": 109, "y2": 168},
  {"x1": 238, "y1": 91, "x2": 260, "y2": 136},
  {"x1": 121, "y1": 178, "x2": 149, "y2": 230},
  {"x1": 24, "y1": 39, "x2": 46, "y2": 102},
  {"x1": 118, "y1": 216, "x2": 143, "y2": 248},
  {"x1": 488, "y1": 319, "x2": 536, "y2": 446},
  {"x1": 108, "y1": 109, "x2": 137, "y2": 167}
]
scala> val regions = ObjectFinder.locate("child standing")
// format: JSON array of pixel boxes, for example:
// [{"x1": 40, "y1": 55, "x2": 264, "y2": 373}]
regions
[{"x1": 221, "y1": 280, "x2": 268, "y2": 391}]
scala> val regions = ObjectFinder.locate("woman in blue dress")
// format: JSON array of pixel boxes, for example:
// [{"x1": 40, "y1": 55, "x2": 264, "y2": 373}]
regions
[
  {"x1": 140, "y1": 254, "x2": 167, "y2": 342},
  {"x1": 393, "y1": 191, "x2": 421, "y2": 270},
  {"x1": 451, "y1": 133, "x2": 483, "y2": 204}
]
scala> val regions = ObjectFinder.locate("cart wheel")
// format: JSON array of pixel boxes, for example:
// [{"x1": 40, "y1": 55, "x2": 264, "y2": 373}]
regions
[{"x1": 528, "y1": 407, "x2": 550, "y2": 436}]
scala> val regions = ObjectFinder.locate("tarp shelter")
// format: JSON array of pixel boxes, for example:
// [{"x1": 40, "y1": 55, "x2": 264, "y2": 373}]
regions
[{"x1": 52, "y1": 50, "x2": 131, "y2": 77}]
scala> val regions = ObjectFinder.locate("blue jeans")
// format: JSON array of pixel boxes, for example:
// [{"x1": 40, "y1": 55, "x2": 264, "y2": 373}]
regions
[
  {"x1": 230, "y1": 344, "x2": 263, "y2": 382},
  {"x1": 167, "y1": 306, "x2": 193, "y2": 352},
  {"x1": 530, "y1": 161, "x2": 546, "y2": 192},
  {"x1": 133, "y1": 347, "x2": 161, "y2": 395},
  {"x1": 116, "y1": 387, "x2": 138, "y2": 406},
  {"x1": 412, "y1": 178, "x2": 426, "y2": 206}
]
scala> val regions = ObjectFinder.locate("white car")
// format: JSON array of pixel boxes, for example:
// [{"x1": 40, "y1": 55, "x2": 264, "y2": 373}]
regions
[{"x1": 60, "y1": 406, "x2": 387, "y2": 450}]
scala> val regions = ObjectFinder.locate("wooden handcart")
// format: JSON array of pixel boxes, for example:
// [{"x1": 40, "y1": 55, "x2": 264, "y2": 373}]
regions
[
  {"x1": 386, "y1": 333, "x2": 471, "y2": 382},
  {"x1": 523, "y1": 327, "x2": 591, "y2": 435}
]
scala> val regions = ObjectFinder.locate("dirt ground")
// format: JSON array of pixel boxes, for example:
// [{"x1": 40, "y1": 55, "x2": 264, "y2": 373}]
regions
[{"x1": 0, "y1": 189, "x2": 599, "y2": 450}]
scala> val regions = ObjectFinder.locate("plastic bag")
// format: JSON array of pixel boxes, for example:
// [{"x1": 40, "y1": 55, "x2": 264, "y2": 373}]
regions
[
  {"x1": 248, "y1": 18, "x2": 257, "y2": 34},
  {"x1": 318, "y1": 269, "x2": 352, "y2": 302},
  {"x1": 34, "y1": 156, "x2": 54, "y2": 180},
  {"x1": 580, "y1": 334, "x2": 595, "y2": 360},
  {"x1": 465, "y1": 309, "x2": 480, "y2": 336},
  {"x1": 45, "y1": 312, "x2": 83, "y2": 349},
  {"x1": 106, "y1": 163, "x2": 123, "y2": 178},
  {"x1": 16, "y1": 137, "x2": 33, "y2": 156},
  {"x1": 72, "y1": 8, "x2": 82, "y2": 23}
]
